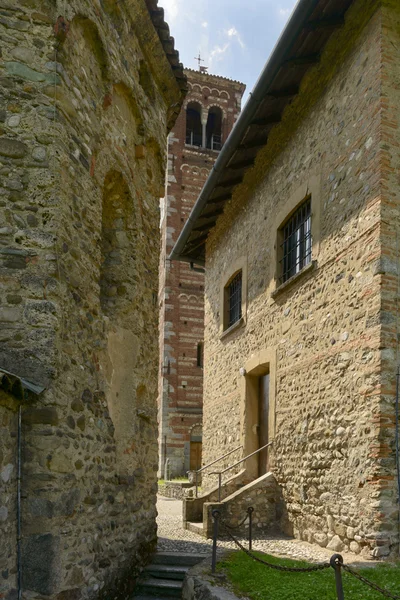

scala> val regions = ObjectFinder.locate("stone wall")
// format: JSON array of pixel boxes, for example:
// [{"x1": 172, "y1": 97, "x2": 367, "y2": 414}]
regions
[
  {"x1": 202, "y1": 2, "x2": 399, "y2": 558},
  {"x1": 157, "y1": 480, "x2": 193, "y2": 499},
  {"x1": 0, "y1": 1, "x2": 184, "y2": 598}
]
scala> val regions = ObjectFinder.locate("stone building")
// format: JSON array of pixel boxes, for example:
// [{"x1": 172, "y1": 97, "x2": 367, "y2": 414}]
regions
[
  {"x1": 158, "y1": 69, "x2": 245, "y2": 478},
  {"x1": 172, "y1": 0, "x2": 400, "y2": 558},
  {"x1": 0, "y1": 1, "x2": 185, "y2": 599}
]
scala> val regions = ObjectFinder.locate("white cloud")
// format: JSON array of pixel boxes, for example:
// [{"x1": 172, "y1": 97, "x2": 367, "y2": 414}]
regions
[
  {"x1": 226, "y1": 26, "x2": 245, "y2": 49},
  {"x1": 202, "y1": 21, "x2": 208, "y2": 28},
  {"x1": 277, "y1": 2, "x2": 296, "y2": 20},
  {"x1": 161, "y1": 0, "x2": 181, "y2": 23},
  {"x1": 209, "y1": 43, "x2": 230, "y2": 66}
]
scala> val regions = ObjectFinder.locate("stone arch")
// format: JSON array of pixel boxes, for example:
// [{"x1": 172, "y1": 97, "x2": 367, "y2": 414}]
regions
[
  {"x1": 59, "y1": 15, "x2": 108, "y2": 113},
  {"x1": 202, "y1": 86, "x2": 211, "y2": 96},
  {"x1": 112, "y1": 82, "x2": 143, "y2": 134},
  {"x1": 210, "y1": 88, "x2": 221, "y2": 97},
  {"x1": 192, "y1": 84, "x2": 201, "y2": 94},
  {"x1": 190, "y1": 423, "x2": 202, "y2": 438},
  {"x1": 139, "y1": 60, "x2": 156, "y2": 102},
  {"x1": 100, "y1": 170, "x2": 136, "y2": 316},
  {"x1": 220, "y1": 90, "x2": 230, "y2": 99},
  {"x1": 100, "y1": 0, "x2": 124, "y2": 32}
]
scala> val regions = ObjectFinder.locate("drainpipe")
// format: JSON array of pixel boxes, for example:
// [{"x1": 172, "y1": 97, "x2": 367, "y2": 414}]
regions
[{"x1": 17, "y1": 404, "x2": 22, "y2": 600}]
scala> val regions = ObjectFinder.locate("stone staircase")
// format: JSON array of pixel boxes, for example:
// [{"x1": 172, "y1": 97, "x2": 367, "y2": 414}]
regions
[
  {"x1": 133, "y1": 551, "x2": 205, "y2": 599},
  {"x1": 184, "y1": 472, "x2": 282, "y2": 538}
]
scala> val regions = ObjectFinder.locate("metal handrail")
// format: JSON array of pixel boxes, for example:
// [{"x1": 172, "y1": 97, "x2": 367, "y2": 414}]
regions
[
  {"x1": 192, "y1": 445, "x2": 242, "y2": 497},
  {"x1": 210, "y1": 442, "x2": 273, "y2": 501}
]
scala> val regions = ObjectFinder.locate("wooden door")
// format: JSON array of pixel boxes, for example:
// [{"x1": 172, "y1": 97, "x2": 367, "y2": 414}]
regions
[
  {"x1": 190, "y1": 441, "x2": 202, "y2": 471},
  {"x1": 258, "y1": 374, "x2": 270, "y2": 477}
]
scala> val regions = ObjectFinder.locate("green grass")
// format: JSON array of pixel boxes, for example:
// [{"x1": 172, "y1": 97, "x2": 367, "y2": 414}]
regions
[{"x1": 217, "y1": 550, "x2": 400, "y2": 600}]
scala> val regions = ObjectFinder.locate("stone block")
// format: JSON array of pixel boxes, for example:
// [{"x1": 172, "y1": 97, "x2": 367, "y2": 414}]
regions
[
  {"x1": 0, "y1": 138, "x2": 27, "y2": 158},
  {"x1": 23, "y1": 407, "x2": 59, "y2": 426},
  {"x1": 22, "y1": 534, "x2": 61, "y2": 595}
]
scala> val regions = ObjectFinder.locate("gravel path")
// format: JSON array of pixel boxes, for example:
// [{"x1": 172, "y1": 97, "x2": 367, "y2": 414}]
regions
[{"x1": 157, "y1": 496, "x2": 329, "y2": 562}]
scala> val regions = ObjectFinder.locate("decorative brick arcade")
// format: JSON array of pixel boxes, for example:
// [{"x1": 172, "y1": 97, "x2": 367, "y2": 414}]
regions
[{"x1": 158, "y1": 68, "x2": 245, "y2": 478}]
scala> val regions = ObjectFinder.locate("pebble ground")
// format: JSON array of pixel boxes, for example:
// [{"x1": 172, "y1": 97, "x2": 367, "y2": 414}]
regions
[{"x1": 156, "y1": 496, "x2": 369, "y2": 564}]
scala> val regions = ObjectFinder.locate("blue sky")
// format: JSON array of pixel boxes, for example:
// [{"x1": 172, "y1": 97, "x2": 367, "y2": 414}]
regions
[{"x1": 162, "y1": 0, "x2": 298, "y2": 103}]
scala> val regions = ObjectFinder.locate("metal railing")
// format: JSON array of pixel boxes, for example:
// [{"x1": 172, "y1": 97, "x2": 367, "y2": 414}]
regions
[
  {"x1": 192, "y1": 445, "x2": 242, "y2": 498},
  {"x1": 210, "y1": 442, "x2": 273, "y2": 501}
]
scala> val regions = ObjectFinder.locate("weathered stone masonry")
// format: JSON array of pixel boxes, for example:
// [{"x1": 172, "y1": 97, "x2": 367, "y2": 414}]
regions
[
  {"x1": 198, "y1": 1, "x2": 400, "y2": 558},
  {"x1": 0, "y1": 1, "x2": 185, "y2": 599},
  {"x1": 158, "y1": 69, "x2": 245, "y2": 478}
]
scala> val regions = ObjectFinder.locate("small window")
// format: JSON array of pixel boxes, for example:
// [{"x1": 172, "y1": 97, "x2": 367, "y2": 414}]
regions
[
  {"x1": 225, "y1": 271, "x2": 242, "y2": 329},
  {"x1": 197, "y1": 342, "x2": 204, "y2": 368},
  {"x1": 186, "y1": 102, "x2": 202, "y2": 147},
  {"x1": 280, "y1": 197, "x2": 312, "y2": 284}
]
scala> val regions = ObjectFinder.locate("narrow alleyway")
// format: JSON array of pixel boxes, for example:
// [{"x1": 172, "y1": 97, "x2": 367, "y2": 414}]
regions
[{"x1": 156, "y1": 496, "x2": 332, "y2": 562}]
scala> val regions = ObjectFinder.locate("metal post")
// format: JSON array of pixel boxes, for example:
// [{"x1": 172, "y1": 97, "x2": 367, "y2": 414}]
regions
[
  {"x1": 330, "y1": 554, "x2": 345, "y2": 600},
  {"x1": 218, "y1": 473, "x2": 222, "y2": 502},
  {"x1": 211, "y1": 510, "x2": 220, "y2": 573},
  {"x1": 248, "y1": 507, "x2": 254, "y2": 551},
  {"x1": 195, "y1": 470, "x2": 198, "y2": 498}
]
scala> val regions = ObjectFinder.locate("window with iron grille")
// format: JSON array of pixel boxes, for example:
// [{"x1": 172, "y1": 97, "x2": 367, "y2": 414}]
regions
[
  {"x1": 280, "y1": 197, "x2": 312, "y2": 284},
  {"x1": 226, "y1": 271, "x2": 242, "y2": 329}
]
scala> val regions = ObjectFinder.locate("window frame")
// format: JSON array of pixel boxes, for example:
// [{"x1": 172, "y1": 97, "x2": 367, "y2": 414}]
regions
[
  {"x1": 271, "y1": 175, "x2": 320, "y2": 297},
  {"x1": 278, "y1": 195, "x2": 312, "y2": 285},
  {"x1": 219, "y1": 257, "x2": 248, "y2": 337},
  {"x1": 224, "y1": 270, "x2": 243, "y2": 330}
]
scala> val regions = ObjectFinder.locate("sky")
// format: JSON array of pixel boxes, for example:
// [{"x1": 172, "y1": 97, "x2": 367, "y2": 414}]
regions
[{"x1": 161, "y1": 0, "x2": 298, "y2": 104}]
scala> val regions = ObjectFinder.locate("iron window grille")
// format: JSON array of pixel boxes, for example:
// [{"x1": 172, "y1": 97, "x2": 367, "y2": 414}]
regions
[
  {"x1": 227, "y1": 271, "x2": 242, "y2": 328},
  {"x1": 280, "y1": 197, "x2": 312, "y2": 284}
]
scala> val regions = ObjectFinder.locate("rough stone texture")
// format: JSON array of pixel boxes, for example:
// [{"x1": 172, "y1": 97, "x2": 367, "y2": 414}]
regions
[
  {"x1": 213, "y1": 474, "x2": 284, "y2": 538},
  {"x1": 200, "y1": 2, "x2": 400, "y2": 559},
  {"x1": 158, "y1": 70, "x2": 245, "y2": 478},
  {"x1": 0, "y1": 1, "x2": 184, "y2": 599},
  {"x1": 158, "y1": 480, "x2": 194, "y2": 499},
  {"x1": 182, "y1": 558, "x2": 239, "y2": 600}
]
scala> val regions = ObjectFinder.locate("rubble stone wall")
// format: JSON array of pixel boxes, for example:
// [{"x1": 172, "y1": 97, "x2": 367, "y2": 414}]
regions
[
  {"x1": 0, "y1": 1, "x2": 183, "y2": 598},
  {"x1": 202, "y1": 3, "x2": 398, "y2": 558}
]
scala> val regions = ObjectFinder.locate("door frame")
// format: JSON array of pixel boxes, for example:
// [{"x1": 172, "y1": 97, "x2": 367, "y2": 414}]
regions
[{"x1": 239, "y1": 348, "x2": 276, "y2": 481}]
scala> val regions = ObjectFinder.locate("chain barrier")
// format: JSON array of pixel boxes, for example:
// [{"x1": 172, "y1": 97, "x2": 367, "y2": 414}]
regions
[
  {"x1": 218, "y1": 517, "x2": 330, "y2": 573},
  {"x1": 342, "y1": 563, "x2": 400, "y2": 599},
  {"x1": 211, "y1": 509, "x2": 400, "y2": 599}
]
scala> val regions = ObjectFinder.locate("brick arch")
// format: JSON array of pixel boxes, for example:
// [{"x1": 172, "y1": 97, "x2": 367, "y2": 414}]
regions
[
  {"x1": 206, "y1": 102, "x2": 227, "y2": 120},
  {"x1": 220, "y1": 90, "x2": 230, "y2": 99},
  {"x1": 190, "y1": 423, "x2": 202, "y2": 439},
  {"x1": 183, "y1": 97, "x2": 205, "y2": 110}
]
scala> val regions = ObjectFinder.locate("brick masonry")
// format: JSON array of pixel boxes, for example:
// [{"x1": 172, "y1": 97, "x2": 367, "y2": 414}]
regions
[
  {"x1": 158, "y1": 69, "x2": 245, "y2": 478},
  {"x1": 0, "y1": 1, "x2": 184, "y2": 599},
  {"x1": 200, "y1": 0, "x2": 400, "y2": 559}
]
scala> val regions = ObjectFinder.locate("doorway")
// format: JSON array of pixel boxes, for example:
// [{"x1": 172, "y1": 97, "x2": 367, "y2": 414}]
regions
[
  {"x1": 190, "y1": 441, "x2": 202, "y2": 471},
  {"x1": 258, "y1": 373, "x2": 270, "y2": 476}
]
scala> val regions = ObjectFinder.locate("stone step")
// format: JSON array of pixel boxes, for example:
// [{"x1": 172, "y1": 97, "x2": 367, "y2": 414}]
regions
[
  {"x1": 152, "y1": 551, "x2": 206, "y2": 566},
  {"x1": 144, "y1": 564, "x2": 189, "y2": 580},
  {"x1": 133, "y1": 596, "x2": 173, "y2": 600},
  {"x1": 186, "y1": 522, "x2": 206, "y2": 538},
  {"x1": 136, "y1": 577, "x2": 183, "y2": 598}
]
